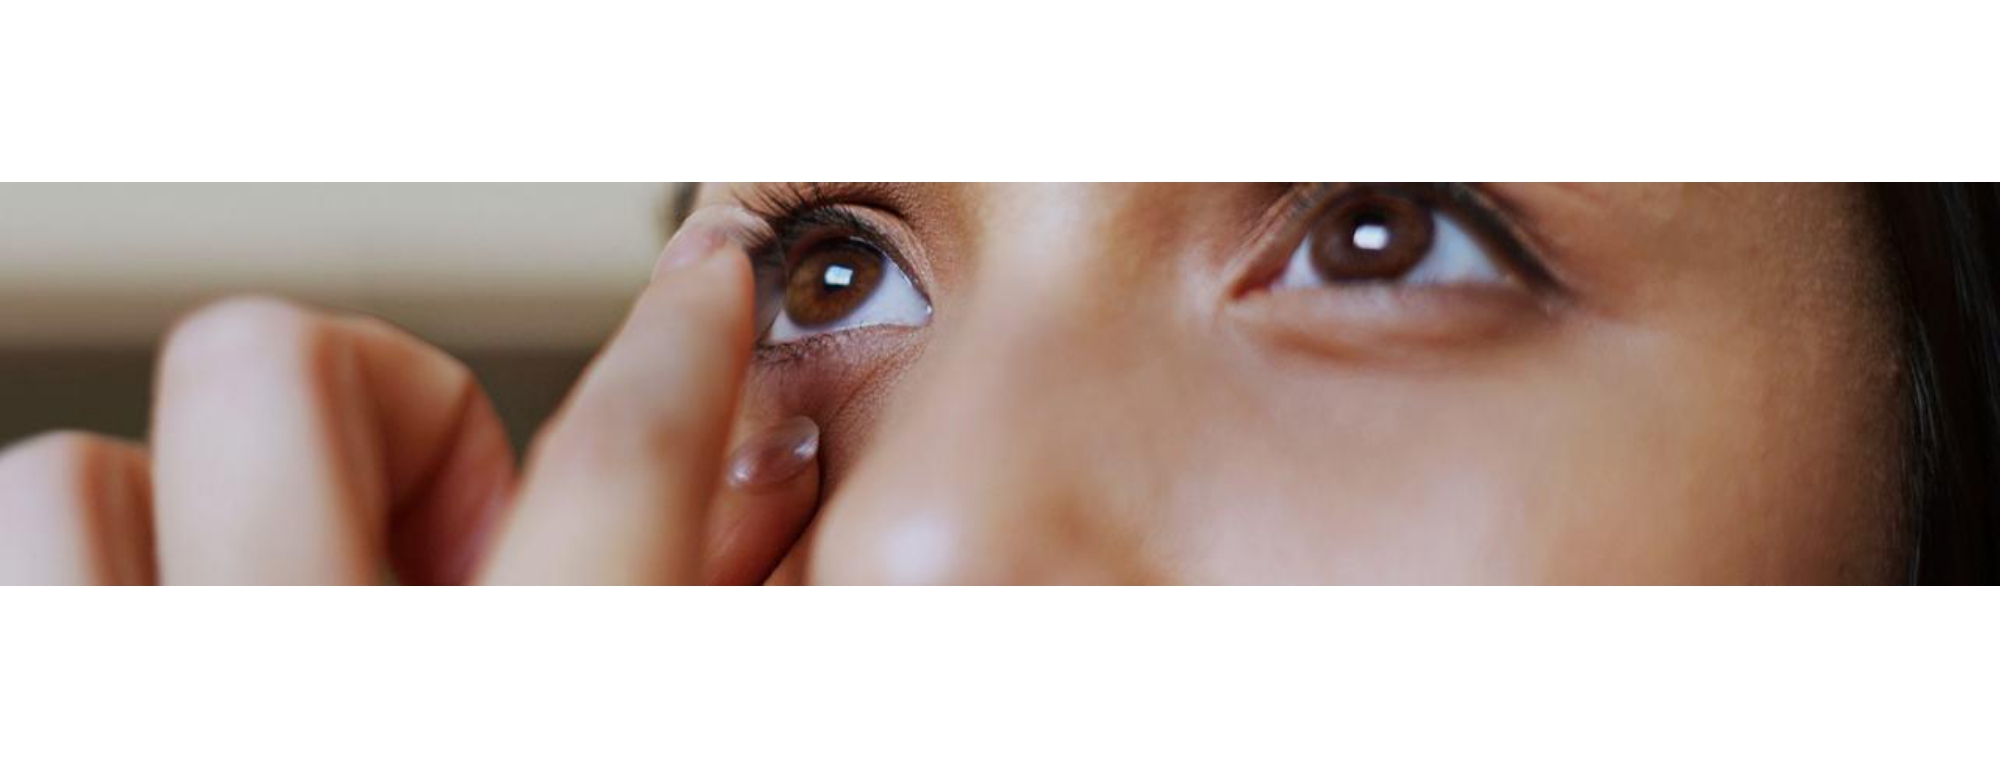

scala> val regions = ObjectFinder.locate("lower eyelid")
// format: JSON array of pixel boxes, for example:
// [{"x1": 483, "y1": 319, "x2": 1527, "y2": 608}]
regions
[
  {"x1": 754, "y1": 331, "x2": 855, "y2": 365},
  {"x1": 1226, "y1": 281, "x2": 1558, "y2": 364},
  {"x1": 744, "y1": 326, "x2": 928, "y2": 444},
  {"x1": 753, "y1": 322, "x2": 927, "y2": 366}
]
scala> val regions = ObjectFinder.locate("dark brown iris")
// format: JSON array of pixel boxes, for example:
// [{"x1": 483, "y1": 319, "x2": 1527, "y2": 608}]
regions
[
  {"x1": 1308, "y1": 191, "x2": 1435, "y2": 282},
  {"x1": 783, "y1": 237, "x2": 886, "y2": 327}
]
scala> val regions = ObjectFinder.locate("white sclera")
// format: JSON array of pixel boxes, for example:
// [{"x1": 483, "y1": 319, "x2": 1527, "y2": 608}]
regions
[
  {"x1": 1276, "y1": 210, "x2": 1506, "y2": 289},
  {"x1": 766, "y1": 255, "x2": 932, "y2": 344}
]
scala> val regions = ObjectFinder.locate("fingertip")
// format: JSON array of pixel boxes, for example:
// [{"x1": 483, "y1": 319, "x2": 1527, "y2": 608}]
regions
[
  {"x1": 654, "y1": 204, "x2": 770, "y2": 280},
  {"x1": 705, "y1": 417, "x2": 824, "y2": 586},
  {"x1": 0, "y1": 432, "x2": 154, "y2": 585},
  {"x1": 726, "y1": 416, "x2": 820, "y2": 491},
  {"x1": 631, "y1": 224, "x2": 759, "y2": 363},
  {"x1": 484, "y1": 209, "x2": 769, "y2": 585}
]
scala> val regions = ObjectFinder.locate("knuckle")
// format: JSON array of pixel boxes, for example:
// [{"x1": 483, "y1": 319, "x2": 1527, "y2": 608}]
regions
[{"x1": 342, "y1": 312, "x2": 477, "y2": 390}]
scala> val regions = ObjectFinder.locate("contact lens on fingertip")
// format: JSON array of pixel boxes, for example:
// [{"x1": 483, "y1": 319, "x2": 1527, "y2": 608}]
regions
[{"x1": 727, "y1": 416, "x2": 820, "y2": 490}]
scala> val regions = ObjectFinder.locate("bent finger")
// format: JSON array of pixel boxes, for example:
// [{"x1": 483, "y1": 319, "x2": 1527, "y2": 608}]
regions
[
  {"x1": 152, "y1": 299, "x2": 515, "y2": 585},
  {"x1": 0, "y1": 432, "x2": 154, "y2": 585}
]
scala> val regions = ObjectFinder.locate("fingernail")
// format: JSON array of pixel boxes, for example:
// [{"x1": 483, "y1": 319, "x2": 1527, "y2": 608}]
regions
[
  {"x1": 654, "y1": 205, "x2": 764, "y2": 280},
  {"x1": 726, "y1": 416, "x2": 819, "y2": 490}
]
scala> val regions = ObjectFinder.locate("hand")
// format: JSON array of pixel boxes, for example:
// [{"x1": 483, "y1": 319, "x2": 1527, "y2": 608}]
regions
[{"x1": 0, "y1": 206, "x2": 819, "y2": 585}]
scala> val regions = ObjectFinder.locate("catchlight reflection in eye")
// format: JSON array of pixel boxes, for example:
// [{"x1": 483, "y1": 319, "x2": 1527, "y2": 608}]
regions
[
  {"x1": 1276, "y1": 192, "x2": 1510, "y2": 289},
  {"x1": 1352, "y1": 220, "x2": 1391, "y2": 251},
  {"x1": 763, "y1": 243, "x2": 931, "y2": 345}
]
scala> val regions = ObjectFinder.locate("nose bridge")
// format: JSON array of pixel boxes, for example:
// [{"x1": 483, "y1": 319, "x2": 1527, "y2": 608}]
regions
[
  {"x1": 809, "y1": 188, "x2": 1151, "y2": 584},
  {"x1": 871, "y1": 182, "x2": 1132, "y2": 477}
]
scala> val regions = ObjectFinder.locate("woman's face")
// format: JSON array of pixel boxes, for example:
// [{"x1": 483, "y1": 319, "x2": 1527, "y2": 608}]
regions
[{"x1": 694, "y1": 183, "x2": 1907, "y2": 584}]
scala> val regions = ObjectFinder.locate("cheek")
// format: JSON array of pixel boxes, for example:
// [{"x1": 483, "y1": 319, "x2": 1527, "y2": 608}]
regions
[
  {"x1": 1156, "y1": 354, "x2": 1572, "y2": 583},
  {"x1": 739, "y1": 321, "x2": 1903, "y2": 585},
  {"x1": 1116, "y1": 308, "x2": 1905, "y2": 585},
  {"x1": 1523, "y1": 314, "x2": 1907, "y2": 583}
]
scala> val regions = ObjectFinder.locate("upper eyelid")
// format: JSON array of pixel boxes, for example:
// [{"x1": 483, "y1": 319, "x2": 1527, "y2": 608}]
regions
[
  {"x1": 741, "y1": 181, "x2": 909, "y2": 212},
  {"x1": 736, "y1": 189, "x2": 936, "y2": 349},
  {"x1": 749, "y1": 205, "x2": 879, "y2": 261},
  {"x1": 1437, "y1": 184, "x2": 1565, "y2": 293},
  {"x1": 737, "y1": 182, "x2": 918, "y2": 240},
  {"x1": 1273, "y1": 182, "x2": 1566, "y2": 294},
  {"x1": 739, "y1": 183, "x2": 886, "y2": 265},
  {"x1": 738, "y1": 199, "x2": 925, "y2": 299}
]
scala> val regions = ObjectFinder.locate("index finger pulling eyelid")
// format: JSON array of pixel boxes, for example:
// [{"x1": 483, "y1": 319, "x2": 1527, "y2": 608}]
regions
[
  {"x1": 654, "y1": 204, "x2": 772, "y2": 280},
  {"x1": 614, "y1": 206, "x2": 764, "y2": 405},
  {"x1": 567, "y1": 208, "x2": 765, "y2": 455},
  {"x1": 480, "y1": 208, "x2": 762, "y2": 584},
  {"x1": 581, "y1": 205, "x2": 764, "y2": 421}
]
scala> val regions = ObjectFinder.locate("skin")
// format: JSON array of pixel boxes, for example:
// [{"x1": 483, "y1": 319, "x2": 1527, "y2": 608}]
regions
[{"x1": 0, "y1": 184, "x2": 1908, "y2": 584}]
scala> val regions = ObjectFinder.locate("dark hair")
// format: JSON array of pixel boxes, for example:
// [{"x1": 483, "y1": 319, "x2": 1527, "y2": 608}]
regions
[{"x1": 1879, "y1": 183, "x2": 2000, "y2": 583}]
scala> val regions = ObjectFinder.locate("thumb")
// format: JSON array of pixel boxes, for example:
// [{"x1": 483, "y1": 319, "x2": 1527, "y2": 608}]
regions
[{"x1": 704, "y1": 416, "x2": 821, "y2": 585}]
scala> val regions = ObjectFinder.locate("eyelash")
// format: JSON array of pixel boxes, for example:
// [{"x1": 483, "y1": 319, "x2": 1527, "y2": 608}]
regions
[
  {"x1": 751, "y1": 327, "x2": 867, "y2": 364},
  {"x1": 733, "y1": 182, "x2": 1561, "y2": 363},
  {"x1": 1275, "y1": 182, "x2": 1561, "y2": 292},
  {"x1": 740, "y1": 184, "x2": 926, "y2": 355},
  {"x1": 741, "y1": 186, "x2": 897, "y2": 278}
]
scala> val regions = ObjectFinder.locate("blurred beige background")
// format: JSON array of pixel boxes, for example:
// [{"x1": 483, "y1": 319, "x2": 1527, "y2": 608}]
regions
[{"x1": 0, "y1": 183, "x2": 687, "y2": 447}]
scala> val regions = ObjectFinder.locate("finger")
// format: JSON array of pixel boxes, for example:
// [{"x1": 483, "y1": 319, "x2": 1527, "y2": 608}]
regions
[
  {"x1": 152, "y1": 298, "x2": 515, "y2": 585},
  {"x1": 480, "y1": 207, "x2": 763, "y2": 585},
  {"x1": 704, "y1": 416, "x2": 821, "y2": 586},
  {"x1": 0, "y1": 432, "x2": 155, "y2": 585}
]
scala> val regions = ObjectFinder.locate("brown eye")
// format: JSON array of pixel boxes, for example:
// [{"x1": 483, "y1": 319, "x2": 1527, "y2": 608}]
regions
[
  {"x1": 1307, "y1": 191, "x2": 1435, "y2": 282},
  {"x1": 783, "y1": 237, "x2": 887, "y2": 327},
  {"x1": 1273, "y1": 186, "x2": 1516, "y2": 292}
]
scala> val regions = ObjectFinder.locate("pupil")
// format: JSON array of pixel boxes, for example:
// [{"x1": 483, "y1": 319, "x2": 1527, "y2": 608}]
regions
[{"x1": 1351, "y1": 213, "x2": 1391, "y2": 251}]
